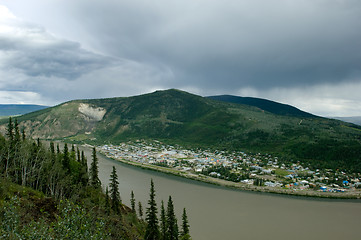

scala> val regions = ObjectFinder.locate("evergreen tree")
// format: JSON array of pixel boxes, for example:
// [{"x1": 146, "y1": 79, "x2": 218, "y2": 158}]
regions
[
  {"x1": 81, "y1": 151, "x2": 88, "y2": 172},
  {"x1": 90, "y1": 147, "x2": 100, "y2": 188},
  {"x1": 105, "y1": 187, "x2": 110, "y2": 215},
  {"x1": 21, "y1": 128, "x2": 26, "y2": 141},
  {"x1": 56, "y1": 144, "x2": 62, "y2": 164},
  {"x1": 50, "y1": 142, "x2": 55, "y2": 163},
  {"x1": 5, "y1": 117, "x2": 14, "y2": 177},
  {"x1": 253, "y1": 178, "x2": 264, "y2": 186},
  {"x1": 6, "y1": 117, "x2": 14, "y2": 142},
  {"x1": 62, "y1": 143, "x2": 70, "y2": 172},
  {"x1": 145, "y1": 179, "x2": 159, "y2": 240},
  {"x1": 131, "y1": 190, "x2": 136, "y2": 212},
  {"x1": 50, "y1": 142, "x2": 55, "y2": 155},
  {"x1": 166, "y1": 196, "x2": 178, "y2": 240},
  {"x1": 109, "y1": 166, "x2": 121, "y2": 213},
  {"x1": 160, "y1": 200, "x2": 167, "y2": 240},
  {"x1": 138, "y1": 201, "x2": 143, "y2": 219},
  {"x1": 13, "y1": 119, "x2": 21, "y2": 173},
  {"x1": 14, "y1": 119, "x2": 20, "y2": 143},
  {"x1": 180, "y1": 208, "x2": 190, "y2": 240},
  {"x1": 70, "y1": 144, "x2": 76, "y2": 162},
  {"x1": 78, "y1": 151, "x2": 89, "y2": 186},
  {"x1": 76, "y1": 147, "x2": 80, "y2": 162}
]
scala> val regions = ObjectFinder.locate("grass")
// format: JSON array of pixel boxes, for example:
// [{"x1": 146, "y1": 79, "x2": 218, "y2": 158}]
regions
[
  {"x1": 68, "y1": 134, "x2": 92, "y2": 141},
  {"x1": 274, "y1": 169, "x2": 291, "y2": 177},
  {"x1": 341, "y1": 124, "x2": 361, "y2": 132}
]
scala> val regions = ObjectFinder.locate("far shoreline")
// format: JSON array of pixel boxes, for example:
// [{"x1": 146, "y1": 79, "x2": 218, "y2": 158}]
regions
[
  {"x1": 94, "y1": 147, "x2": 361, "y2": 200},
  {"x1": 47, "y1": 140, "x2": 361, "y2": 200}
]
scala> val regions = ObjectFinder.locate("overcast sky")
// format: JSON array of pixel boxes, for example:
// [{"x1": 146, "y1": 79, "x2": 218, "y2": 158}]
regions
[{"x1": 1, "y1": 0, "x2": 361, "y2": 117}]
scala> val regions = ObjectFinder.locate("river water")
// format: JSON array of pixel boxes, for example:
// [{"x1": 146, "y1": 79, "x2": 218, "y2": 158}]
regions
[{"x1": 79, "y1": 146, "x2": 361, "y2": 240}]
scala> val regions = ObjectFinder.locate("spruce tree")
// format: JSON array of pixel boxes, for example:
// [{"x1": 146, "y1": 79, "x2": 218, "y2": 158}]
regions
[
  {"x1": 78, "y1": 151, "x2": 89, "y2": 186},
  {"x1": 77, "y1": 147, "x2": 80, "y2": 162},
  {"x1": 180, "y1": 208, "x2": 190, "y2": 240},
  {"x1": 70, "y1": 144, "x2": 76, "y2": 162},
  {"x1": 6, "y1": 117, "x2": 14, "y2": 142},
  {"x1": 105, "y1": 187, "x2": 110, "y2": 215},
  {"x1": 145, "y1": 179, "x2": 159, "y2": 240},
  {"x1": 131, "y1": 190, "x2": 136, "y2": 212},
  {"x1": 56, "y1": 144, "x2": 62, "y2": 164},
  {"x1": 50, "y1": 142, "x2": 55, "y2": 163},
  {"x1": 166, "y1": 196, "x2": 178, "y2": 240},
  {"x1": 109, "y1": 166, "x2": 121, "y2": 213},
  {"x1": 160, "y1": 200, "x2": 167, "y2": 240},
  {"x1": 56, "y1": 144, "x2": 63, "y2": 164},
  {"x1": 81, "y1": 151, "x2": 88, "y2": 171},
  {"x1": 90, "y1": 147, "x2": 100, "y2": 188},
  {"x1": 14, "y1": 119, "x2": 20, "y2": 144},
  {"x1": 5, "y1": 117, "x2": 14, "y2": 177},
  {"x1": 138, "y1": 201, "x2": 143, "y2": 219},
  {"x1": 13, "y1": 119, "x2": 20, "y2": 162},
  {"x1": 63, "y1": 143, "x2": 70, "y2": 172},
  {"x1": 21, "y1": 128, "x2": 26, "y2": 141}
]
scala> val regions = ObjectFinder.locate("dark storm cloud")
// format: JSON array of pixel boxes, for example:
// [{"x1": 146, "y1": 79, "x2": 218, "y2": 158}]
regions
[
  {"x1": 2, "y1": 1, "x2": 361, "y2": 116},
  {"x1": 0, "y1": 25, "x2": 112, "y2": 80},
  {"x1": 64, "y1": 0, "x2": 361, "y2": 90}
]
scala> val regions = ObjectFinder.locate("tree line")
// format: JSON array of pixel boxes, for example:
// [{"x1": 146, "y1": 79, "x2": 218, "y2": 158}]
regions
[
  {"x1": 0, "y1": 117, "x2": 191, "y2": 239},
  {"x1": 0, "y1": 117, "x2": 89, "y2": 199},
  {"x1": 141, "y1": 179, "x2": 190, "y2": 240}
]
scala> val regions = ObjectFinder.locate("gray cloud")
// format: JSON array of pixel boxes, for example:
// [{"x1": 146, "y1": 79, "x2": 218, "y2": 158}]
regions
[
  {"x1": 2, "y1": 1, "x2": 361, "y2": 116},
  {"x1": 0, "y1": 4, "x2": 174, "y2": 104},
  {"x1": 0, "y1": 19, "x2": 112, "y2": 80},
  {"x1": 61, "y1": 0, "x2": 361, "y2": 90}
]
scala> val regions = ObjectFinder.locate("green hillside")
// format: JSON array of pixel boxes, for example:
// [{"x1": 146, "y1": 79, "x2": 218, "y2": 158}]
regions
[
  {"x1": 207, "y1": 95, "x2": 316, "y2": 118},
  {"x1": 2, "y1": 89, "x2": 361, "y2": 172}
]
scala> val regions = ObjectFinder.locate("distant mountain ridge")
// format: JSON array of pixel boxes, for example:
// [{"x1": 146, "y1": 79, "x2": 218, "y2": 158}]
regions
[
  {"x1": 1, "y1": 89, "x2": 361, "y2": 172},
  {"x1": 208, "y1": 95, "x2": 316, "y2": 118},
  {"x1": 0, "y1": 104, "x2": 48, "y2": 116},
  {"x1": 332, "y1": 116, "x2": 361, "y2": 126}
]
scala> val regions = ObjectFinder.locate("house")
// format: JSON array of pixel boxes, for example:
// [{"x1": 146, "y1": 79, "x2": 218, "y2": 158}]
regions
[
  {"x1": 262, "y1": 169, "x2": 272, "y2": 174},
  {"x1": 209, "y1": 172, "x2": 221, "y2": 177},
  {"x1": 300, "y1": 180, "x2": 309, "y2": 185}
]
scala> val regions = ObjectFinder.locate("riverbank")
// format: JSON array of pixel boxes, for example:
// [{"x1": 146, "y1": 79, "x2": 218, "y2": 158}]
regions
[
  {"x1": 99, "y1": 151, "x2": 361, "y2": 200},
  {"x1": 90, "y1": 143, "x2": 361, "y2": 240}
]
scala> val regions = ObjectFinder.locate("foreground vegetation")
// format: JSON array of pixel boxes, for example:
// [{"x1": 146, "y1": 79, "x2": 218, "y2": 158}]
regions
[{"x1": 0, "y1": 118, "x2": 191, "y2": 239}]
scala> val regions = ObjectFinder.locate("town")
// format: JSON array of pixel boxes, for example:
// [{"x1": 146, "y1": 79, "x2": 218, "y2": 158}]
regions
[{"x1": 98, "y1": 140, "x2": 361, "y2": 197}]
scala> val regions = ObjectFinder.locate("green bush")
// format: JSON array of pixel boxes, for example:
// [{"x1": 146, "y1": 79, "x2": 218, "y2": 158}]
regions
[{"x1": 0, "y1": 197, "x2": 110, "y2": 240}]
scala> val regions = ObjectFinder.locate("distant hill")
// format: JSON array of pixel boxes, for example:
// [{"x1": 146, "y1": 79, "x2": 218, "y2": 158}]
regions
[
  {"x1": 0, "y1": 104, "x2": 48, "y2": 117},
  {"x1": 207, "y1": 95, "x2": 316, "y2": 118},
  {"x1": 332, "y1": 116, "x2": 361, "y2": 126},
  {"x1": 1, "y1": 89, "x2": 361, "y2": 172}
]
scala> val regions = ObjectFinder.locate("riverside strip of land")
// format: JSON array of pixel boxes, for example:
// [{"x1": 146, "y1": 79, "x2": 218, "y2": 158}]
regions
[{"x1": 95, "y1": 140, "x2": 361, "y2": 199}]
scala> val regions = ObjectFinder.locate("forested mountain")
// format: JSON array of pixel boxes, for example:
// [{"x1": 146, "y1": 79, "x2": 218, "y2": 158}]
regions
[
  {"x1": 1, "y1": 89, "x2": 361, "y2": 172},
  {"x1": 207, "y1": 95, "x2": 316, "y2": 118},
  {"x1": 332, "y1": 116, "x2": 361, "y2": 126}
]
